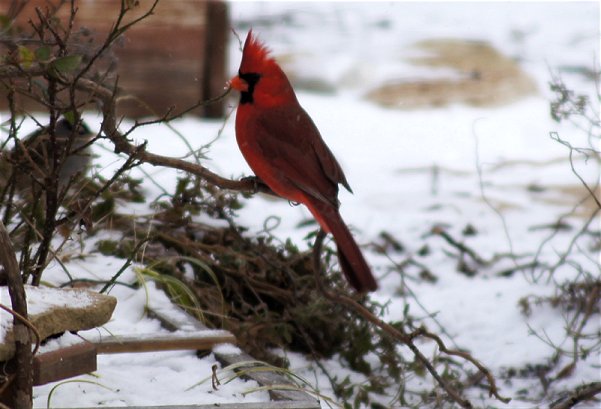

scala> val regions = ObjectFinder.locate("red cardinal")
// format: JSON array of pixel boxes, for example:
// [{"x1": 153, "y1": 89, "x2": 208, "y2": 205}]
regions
[{"x1": 230, "y1": 31, "x2": 377, "y2": 293}]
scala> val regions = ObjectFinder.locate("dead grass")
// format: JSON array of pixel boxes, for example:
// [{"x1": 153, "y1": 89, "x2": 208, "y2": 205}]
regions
[{"x1": 366, "y1": 38, "x2": 538, "y2": 109}]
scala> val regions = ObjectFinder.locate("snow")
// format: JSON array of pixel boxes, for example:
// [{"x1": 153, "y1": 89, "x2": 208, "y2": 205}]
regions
[
  {"x1": 38, "y1": 332, "x2": 86, "y2": 354},
  {"x1": 23, "y1": 264, "x2": 271, "y2": 407},
  {"x1": 3, "y1": 286, "x2": 96, "y2": 316},
  {"x1": 1, "y1": 1, "x2": 599, "y2": 408},
  {"x1": 213, "y1": 343, "x2": 244, "y2": 355},
  {"x1": 36, "y1": 349, "x2": 266, "y2": 408}
]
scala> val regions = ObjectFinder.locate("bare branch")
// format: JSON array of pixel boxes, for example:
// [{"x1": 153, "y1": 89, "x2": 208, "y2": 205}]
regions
[
  {"x1": 72, "y1": 77, "x2": 272, "y2": 194},
  {"x1": 549, "y1": 382, "x2": 601, "y2": 409}
]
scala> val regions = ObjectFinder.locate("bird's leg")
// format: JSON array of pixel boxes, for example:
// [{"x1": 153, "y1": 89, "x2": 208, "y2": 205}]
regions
[{"x1": 312, "y1": 228, "x2": 328, "y2": 292}]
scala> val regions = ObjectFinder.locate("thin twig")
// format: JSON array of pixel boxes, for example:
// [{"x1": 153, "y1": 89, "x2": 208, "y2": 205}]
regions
[
  {"x1": 473, "y1": 122, "x2": 518, "y2": 270},
  {"x1": 550, "y1": 132, "x2": 601, "y2": 209},
  {"x1": 430, "y1": 225, "x2": 489, "y2": 266}
]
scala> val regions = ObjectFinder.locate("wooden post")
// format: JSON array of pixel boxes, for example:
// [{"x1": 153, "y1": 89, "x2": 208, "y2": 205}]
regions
[
  {"x1": 94, "y1": 331, "x2": 237, "y2": 354},
  {"x1": 202, "y1": 0, "x2": 229, "y2": 118},
  {"x1": 0, "y1": 220, "x2": 32, "y2": 409}
]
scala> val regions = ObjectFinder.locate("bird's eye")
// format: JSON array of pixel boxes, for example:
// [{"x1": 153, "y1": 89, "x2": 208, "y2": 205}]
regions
[{"x1": 239, "y1": 72, "x2": 261, "y2": 87}]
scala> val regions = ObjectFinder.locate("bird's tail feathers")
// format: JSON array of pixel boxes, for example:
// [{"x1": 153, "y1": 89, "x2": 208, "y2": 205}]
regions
[{"x1": 305, "y1": 198, "x2": 378, "y2": 293}]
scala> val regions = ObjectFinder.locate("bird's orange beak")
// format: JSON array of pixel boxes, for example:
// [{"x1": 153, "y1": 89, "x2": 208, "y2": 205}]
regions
[{"x1": 229, "y1": 76, "x2": 249, "y2": 92}]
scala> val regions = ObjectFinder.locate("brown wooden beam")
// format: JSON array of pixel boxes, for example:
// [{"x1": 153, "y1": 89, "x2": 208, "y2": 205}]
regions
[
  {"x1": 94, "y1": 331, "x2": 236, "y2": 354},
  {"x1": 33, "y1": 342, "x2": 97, "y2": 386},
  {"x1": 67, "y1": 402, "x2": 321, "y2": 409}
]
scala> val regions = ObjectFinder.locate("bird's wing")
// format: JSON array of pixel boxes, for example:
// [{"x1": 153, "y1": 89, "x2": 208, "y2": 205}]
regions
[{"x1": 251, "y1": 104, "x2": 351, "y2": 207}]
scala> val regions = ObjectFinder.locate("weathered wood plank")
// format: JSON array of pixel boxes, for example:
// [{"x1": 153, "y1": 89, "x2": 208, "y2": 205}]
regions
[
  {"x1": 95, "y1": 331, "x2": 236, "y2": 354},
  {"x1": 148, "y1": 307, "x2": 319, "y2": 404},
  {"x1": 69, "y1": 401, "x2": 321, "y2": 409},
  {"x1": 214, "y1": 350, "x2": 318, "y2": 403},
  {"x1": 147, "y1": 306, "x2": 206, "y2": 332},
  {"x1": 33, "y1": 342, "x2": 97, "y2": 386},
  {"x1": 0, "y1": 0, "x2": 228, "y2": 118}
]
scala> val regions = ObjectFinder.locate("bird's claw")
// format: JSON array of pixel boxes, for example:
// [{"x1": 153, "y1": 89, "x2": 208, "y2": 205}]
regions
[{"x1": 241, "y1": 175, "x2": 262, "y2": 193}]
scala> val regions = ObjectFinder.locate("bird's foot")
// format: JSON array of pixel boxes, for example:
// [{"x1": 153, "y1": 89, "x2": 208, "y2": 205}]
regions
[
  {"x1": 241, "y1": 175, "x2": 263, "y2": 193},
  {"x1": 240, "y1": 175, "x2": 279, "y2": 198}
]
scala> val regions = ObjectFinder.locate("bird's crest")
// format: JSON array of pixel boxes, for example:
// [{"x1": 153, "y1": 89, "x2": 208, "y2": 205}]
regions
[{"x1": 239, "y1": 30, "x2": 274, "y2": 74}]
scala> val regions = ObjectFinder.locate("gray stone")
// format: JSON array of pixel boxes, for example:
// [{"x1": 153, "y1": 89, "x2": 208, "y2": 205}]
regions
[{"x1": 0, "y1": 286, "x2": 116, "y2": 361}]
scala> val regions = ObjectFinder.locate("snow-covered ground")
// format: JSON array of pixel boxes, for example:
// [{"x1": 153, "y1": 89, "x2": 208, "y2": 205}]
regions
[{"x1": 0, "y1": 1, "x2": 599, "y2": 408}]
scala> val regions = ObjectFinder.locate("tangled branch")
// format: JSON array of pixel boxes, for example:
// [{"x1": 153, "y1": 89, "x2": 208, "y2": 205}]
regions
[{"x1": 311, "y1": 229, "x2": 511, "y2": 407}]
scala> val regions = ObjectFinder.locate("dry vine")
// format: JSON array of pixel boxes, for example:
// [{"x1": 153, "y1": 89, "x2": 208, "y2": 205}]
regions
[{"x1": 311, "y1": 229, "x2": 510, "y2": 408}]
